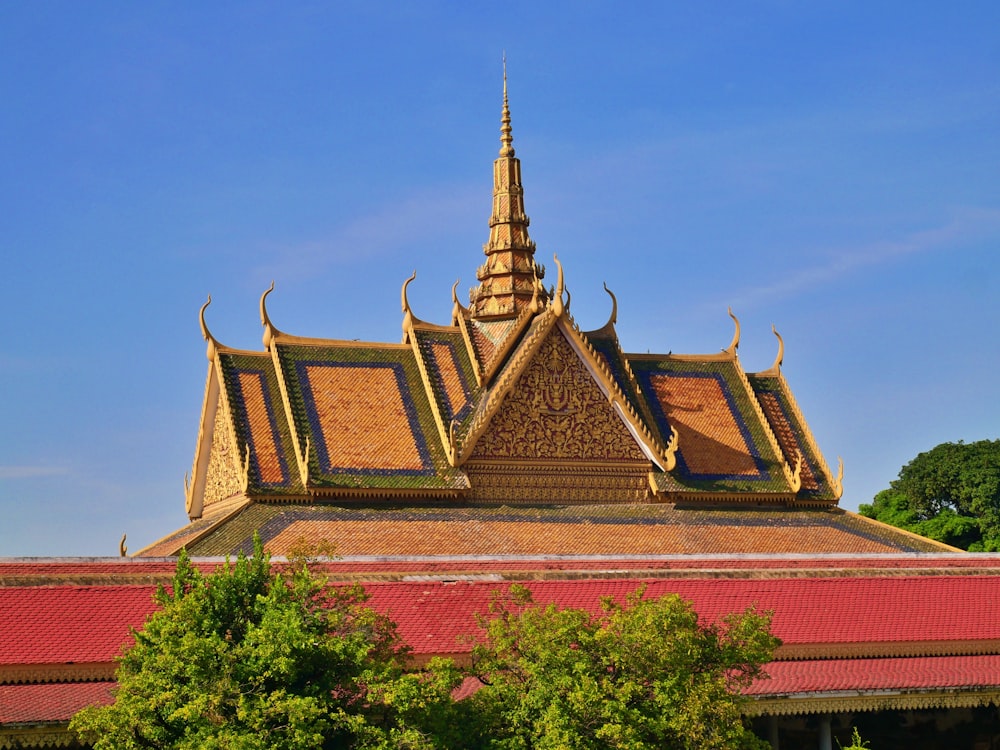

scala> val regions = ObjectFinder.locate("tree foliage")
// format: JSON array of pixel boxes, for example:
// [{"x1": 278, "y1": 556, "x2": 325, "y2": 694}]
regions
[
  {"x1": 467, "y1": 584, "x2": 778, "y2": 750},
  {"x1": 859, "y1": 439, "x2": 1000, "y2": 550},
  {"x1": 73, "y1": 545, "x2": 781, "y2": 749},
  {"x1": 71, "y1": 540, "x2": 468, "y2": 750}
]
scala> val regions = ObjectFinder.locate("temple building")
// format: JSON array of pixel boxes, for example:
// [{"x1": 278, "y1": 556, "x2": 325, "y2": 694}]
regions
[{"x1": 3, "y1": 78, "x2": 1000, "y2": 750}]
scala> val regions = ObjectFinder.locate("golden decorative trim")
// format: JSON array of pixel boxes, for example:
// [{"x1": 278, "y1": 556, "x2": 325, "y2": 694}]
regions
[
  {"x1": 465, "y1": 461, "x2": 650, "y2": 503},
  {"x1": 400, "y1": 270, "x2": 423, "y2": 343},
  {"x1": 186, "y1": 361, "x2": 219, "y2": 518},
  {"x1": 727, "y1": 353, "x2": 799, "y2": 495},
  {"x1": 0, "y1": 726, "x2": 82, "y2": 750},
  {"x1": 755, "y1": 325, "x2": 785, "y2": 378},
  {"x1": 603, "y1": 282, "x2": 618, "y2": 327},
  {"x1": 259, "y1": 281, "x2": 282, "y2": 351},
  {"x1": 551, "y1": 255, "x2": 565, "y2": 317},
  {"x1": 848, "y1": 511, "x2": 964, "y2": 552},
  {"x1": 456, "y1": 308, "x2": 558, "y2": 463},
  {"x1": 746, "y1": 689, "x2": 1000, "y2": 717},
  {"x1": 303, "y1": 486, "x2": 467, "y2": 500},
  {"x1": 759, "y1": 368, "x2": 841, "y2": 502},
  {"x1": 775, "y1": 639, "x2": 1000, "y2": 661},
  {"x1": 199, "y1": 295, "x2": 219, "y2": 361},
  {"x1": 724, "y1": 307, "x2": 740, "y2": 356},
  {"x1": 468, "y1": 331, "x2": 649, "y2": 464},
  {"x1": 479, "y1": 302, "x2": 537, "y2": 386},
  {"x1": 0, "y1": 662, "x2": 115, "y2": 685},
  {"x1": 833, "y1": 456, "x2": 844, "y2": 500},
  {"x1": 406, "y1": 317, "x2": 454, "y2": 461},
  {"x1": 201, "y1": 391, "x2": 245, "y2": 511},
  {"x1": 561, "y1": 315, "x2": 675, "y2": 470}
]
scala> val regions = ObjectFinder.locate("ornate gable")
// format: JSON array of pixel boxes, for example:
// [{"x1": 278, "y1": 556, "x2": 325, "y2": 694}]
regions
[{"x1": 465, "y1": 327, "x2": 651, "y2": 503}]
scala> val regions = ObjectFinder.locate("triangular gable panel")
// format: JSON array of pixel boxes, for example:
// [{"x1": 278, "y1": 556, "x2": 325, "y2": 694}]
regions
[
  {"x1": 468, "y1": 327, "x2": 648, "y2": 464},
  {"x1": 199, "y1": 389, "x2": 246, "y2": 511}
]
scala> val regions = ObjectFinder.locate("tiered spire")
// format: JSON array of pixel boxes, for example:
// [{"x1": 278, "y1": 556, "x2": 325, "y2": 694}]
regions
[{"x1": 470, "y1": 62, "x2": 543, "y2": 319}]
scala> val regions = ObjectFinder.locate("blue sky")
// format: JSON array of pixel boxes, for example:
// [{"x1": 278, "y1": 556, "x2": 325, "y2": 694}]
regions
[{"x1": 1, "y1": 2, "x2": 998, "y2": 557}]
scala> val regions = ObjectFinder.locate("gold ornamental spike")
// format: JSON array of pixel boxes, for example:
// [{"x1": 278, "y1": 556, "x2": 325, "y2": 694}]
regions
[
  {"x1": 199, "y1": 295, "x2": 220, "y2": 361},
  {"x1": 724, "y1": 307, "x2": 740, "y2": 356},
  {"x1": 603, "y1": 282, "x2": 618, "y2": 327},
  {"x1": 500, "y1": 53, "x2": 514, "y2": 157},
  {"x1": 260, "y1": 281, "x2": 282, "y2": 350}
]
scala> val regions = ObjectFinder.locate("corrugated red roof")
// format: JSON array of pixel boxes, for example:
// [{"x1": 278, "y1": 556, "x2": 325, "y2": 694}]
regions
[
  {"x1": 361, "y1": 575, "x2": 1000, "y2": 654},
  {"x1": 0, "y1": 585, "x2": 156, "y2": 666},
  {"x1": 749, "y1": 654, "x2": 1000, "y2": 695},
  {"x1": 0, "y1": 681, "x2": 114, "y2": 723},
  {"x1": 4, "y1": 565, "x2": 1000, "y2": 671}
]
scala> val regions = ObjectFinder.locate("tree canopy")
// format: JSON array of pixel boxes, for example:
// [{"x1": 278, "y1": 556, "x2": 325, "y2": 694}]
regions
[
  {"x1": 859, "y1": 439, "x2": 1000, "y2": 551},
  {"x1": 74, "y1": 545, "x2": 779, "y2": 749},
  {"x1": 71, "y1": 541, "x2": 468, "y2": 750},
  {"x1": 468, "y1": 584, "x2": 778, "y2": 750}
]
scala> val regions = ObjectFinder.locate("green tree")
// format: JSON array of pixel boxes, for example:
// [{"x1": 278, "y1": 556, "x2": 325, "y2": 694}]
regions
[
  {"x1": 859, "y1": 439, "x2": 1000, "y2": 550},
  {"x1": 468, "y1": 584, "x2": 778, "y2": 750},
  {"x1": 71, "y1": 540, "x2": 469, "y2": 750}
]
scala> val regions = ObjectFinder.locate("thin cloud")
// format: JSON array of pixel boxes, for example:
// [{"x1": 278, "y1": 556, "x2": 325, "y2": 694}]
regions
[
  {"x1": 724, "y1": 207, "x2": 1000, "y2": 311},
  {"x1": 249, "y1": 185, "x2": 483, "y2": 285},
  {"x1": 0, "y1": 466, "x2": 69, "y2": 479}
]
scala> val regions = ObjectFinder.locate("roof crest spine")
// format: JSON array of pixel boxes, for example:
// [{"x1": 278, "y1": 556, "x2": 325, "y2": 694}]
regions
[
  {"x1": 730, "y1": 353, "x2": 801, "y2": 496},
  {"x1": 564, "y1": 313, "x2": 676, "y2": 470}
]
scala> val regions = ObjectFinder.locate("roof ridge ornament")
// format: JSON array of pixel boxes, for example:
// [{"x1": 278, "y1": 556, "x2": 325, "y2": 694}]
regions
[
  {"x1": 603, "y1": 283, "x2": 618, "y2": 327},
  {"x1": 552, "y1": 254, "x2": 565, "y2": 317},
  {"x1": 260, "y1": 282, "x2": 284, "y2": 350},
  {"x1": 471, "y1": 60, "x2": 540, "y2": 319},
  {"x1": 724, "y1": 307, "x2": 740, "y2": 356},
  {"x1": 199, "y1": 295, "x2": 220, "y2": 361},
  {"x1": 401, "y1": 270, "x2": 417, "y2": 331},
  {"x1": 500, "y1": 53, "x2": 514, "y2": 158},
  {"x1": 755, "y1": 325, "x2": 785, "y2": 377}
]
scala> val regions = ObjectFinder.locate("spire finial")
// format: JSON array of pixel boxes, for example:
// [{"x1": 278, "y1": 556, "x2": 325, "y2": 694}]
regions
[{"x1": 500, "y1": 53, "x2": 514, "y2": 157}]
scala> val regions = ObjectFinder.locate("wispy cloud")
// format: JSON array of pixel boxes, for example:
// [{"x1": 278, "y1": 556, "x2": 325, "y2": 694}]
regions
[
  {"x1": 0, "y1": 466, "x2": 69, "y2": 479},
  {"x1": 249, "y1": 185, "x2": 483, "y2": 285},
  {"x1": 723, "y1": 207, "x2": 1000, "y2": 311}
]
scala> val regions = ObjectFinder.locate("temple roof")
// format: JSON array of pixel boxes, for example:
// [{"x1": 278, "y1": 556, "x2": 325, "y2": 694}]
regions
[
  {"x1": 4, "y1": 555, "x2": 1000, "y2": 738},
  {"x1": 174, "y1": 73, "x2": 854, "y2": 564},
  {"x1": 139, "y1": 503, "x2": 953, "y2": 559}
]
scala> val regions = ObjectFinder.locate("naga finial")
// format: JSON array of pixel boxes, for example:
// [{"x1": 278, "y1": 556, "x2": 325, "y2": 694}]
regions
[
  {"x1": 119, "y1": 533, "x2": 127, "y2": 558},
  {"x1": 724, "y1": 307, "x2": 740, "y2": 356},
  {"x1": 199, "y1": 295, "x2": 220, "y2": 361},
  {"x1": 603, "y1": 282, "x2": 618, "y2": 327},
  {"x1": 833, "y1": 457, "x2": 844, "y2": 500},
  {"x1": 770, "y1": 325, "x2": 785, "y2": 371},
  {"x1": 401, "y1": 270, "x2": 418, "y2": 335},
  {"x1": 450, "y1": 279, "x2": 463, "y2": 325},
  {"x1": 552, "y1": 254, "x2": 565, "y2": 317},
  {"x1": 260, "y1": 281, "x2": 281, "y2": 350}
]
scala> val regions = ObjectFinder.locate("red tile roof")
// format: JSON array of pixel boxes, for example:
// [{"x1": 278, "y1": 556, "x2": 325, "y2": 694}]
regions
[
  {"x1": 0, "y1": 585, "x2": 156, "y2": 666},
  {"x1": 749, "y1": 654, "x2": 1000, "y2": 695},
  {"x1": 0, "y1": 682, "x2": 114, "y2": 724},
  {"x1": 360, "y1": 575, "x2": 1000, "y2": 656}
]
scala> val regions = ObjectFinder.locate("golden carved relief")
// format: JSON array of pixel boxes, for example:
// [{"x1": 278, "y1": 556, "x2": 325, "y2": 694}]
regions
[
  {"x1": 465, "y1": 463, "x2": 649, "y2": 504},
  {"x1": 470, "y1": 330, "x2": 647, "y2": 462},
  {"x1": 203, "y1": 396, "x2": 244, "y2": 508}
]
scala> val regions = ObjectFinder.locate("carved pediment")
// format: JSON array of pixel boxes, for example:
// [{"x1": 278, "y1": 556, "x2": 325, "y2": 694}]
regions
[{"x1": 469, "y1": 329, "x2": 647, "y2": 463}]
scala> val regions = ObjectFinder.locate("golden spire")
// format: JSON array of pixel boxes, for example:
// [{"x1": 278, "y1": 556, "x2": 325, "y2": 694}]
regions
[
  {"x1": 470, "y1": 59, "x2": 543, "y2": 319},
  {"x1": 500, "y1": 55, "x2": 514, "y2": 158}
]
